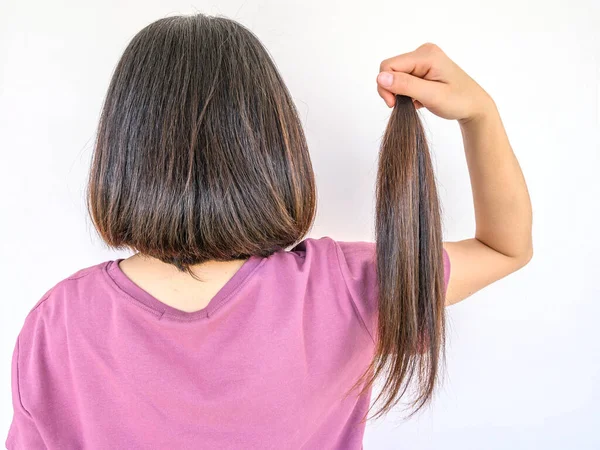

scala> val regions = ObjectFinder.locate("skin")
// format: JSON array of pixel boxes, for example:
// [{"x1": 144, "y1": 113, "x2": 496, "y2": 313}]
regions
[
  {"x1": 376, "y1": 43, "x2": 533, "y2": 305},
  {"x1": 121, "y1": 42, "x2": 532, "y2": 312},
  {"x1": 119, "y1": 254, "x2": 249, "y2": 312}
]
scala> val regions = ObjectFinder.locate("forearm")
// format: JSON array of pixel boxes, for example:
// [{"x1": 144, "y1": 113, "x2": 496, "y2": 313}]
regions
[{"x1": 459, "y1": 98, "x2": 533, "y2": 261}]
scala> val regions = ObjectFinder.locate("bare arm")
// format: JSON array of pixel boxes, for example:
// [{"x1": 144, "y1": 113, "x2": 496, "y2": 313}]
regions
[
  {"x1": 376, "y1": 43, "x2": 533, "y2": 306},
  {"x1": 443, "y1": 103, "x2": 533, "y2": 304}
]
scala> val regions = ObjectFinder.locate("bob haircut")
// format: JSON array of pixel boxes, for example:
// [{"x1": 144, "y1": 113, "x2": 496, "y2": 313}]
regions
[
  {"x1": 87, "y1": 13, "x2": 446, "y2": 423},
  {"x1": 87, "y1": 14, "x2": 317, "y2": 276}
]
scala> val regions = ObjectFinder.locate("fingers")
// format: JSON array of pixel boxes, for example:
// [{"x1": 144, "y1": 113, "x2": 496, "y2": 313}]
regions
[
  {"x1": 377, "y1": 43, "x2": 449, "y2": 107},
  {"x1": 377, "y1": 84, "x2": 396, "y2": 107},
  {"x1": 376, "y1": 70, "x2": 445, "y2": 106},
  {"x1": 379, "y1": 43, "x2": 445, "y2": 79}
]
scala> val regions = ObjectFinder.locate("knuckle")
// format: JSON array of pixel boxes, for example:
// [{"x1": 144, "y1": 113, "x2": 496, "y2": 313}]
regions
[
  {"x1": 397, "y1": 72, "x2": 409, "y2": 85},
  {"x1": 420, "y1": 42, "x2": 441, "y2": 54},
  {"x1": 395, "y1": 73, "x2": 410, "y2": 90}
]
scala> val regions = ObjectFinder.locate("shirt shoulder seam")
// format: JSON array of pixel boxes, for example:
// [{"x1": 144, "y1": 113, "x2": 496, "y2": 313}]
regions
[
  {"x1": 330, "y1": 238, "x2": 376, "y2": 345},
  {"x1": 27, "y1": 264, "x2": 102, "y2": 319},
  {"x1": 15, "y1": 334, "x2": 33, "y2": 418}
]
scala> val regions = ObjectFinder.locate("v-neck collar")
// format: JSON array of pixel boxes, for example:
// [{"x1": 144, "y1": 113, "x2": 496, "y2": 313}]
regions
[{"x1": 103, "y1": 254, "x2": 265, "y2": 321}]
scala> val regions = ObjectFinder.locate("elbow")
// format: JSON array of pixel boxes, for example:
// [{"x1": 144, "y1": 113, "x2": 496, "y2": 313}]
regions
[{"x1": 515, "y1": 244, "x2": 534, "y2": 269}]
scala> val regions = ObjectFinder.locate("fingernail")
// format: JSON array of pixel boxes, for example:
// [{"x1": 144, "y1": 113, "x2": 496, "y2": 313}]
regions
[{"x1": 378, "y1": 72, "x2": 393, "y2": 88}]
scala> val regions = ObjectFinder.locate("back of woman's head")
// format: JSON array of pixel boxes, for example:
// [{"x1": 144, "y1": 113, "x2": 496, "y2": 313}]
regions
[
  {"x1": 87, "y1": 14, "x2": 317, "y2": 276},
  {"x1": 88, "y1": 12, "x2": 445, "y2": 424}
]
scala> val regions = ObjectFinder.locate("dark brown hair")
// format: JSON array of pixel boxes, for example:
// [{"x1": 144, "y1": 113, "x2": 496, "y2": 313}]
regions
[
  {"x1": 86, "y1": 14, "x2": 317, "y2": 278},
  {"x1": 346, "y1": 94, "x2": 446, "y2": 422},
  {"x1": 87, "y1": 13, "x2": 445, "y2": 422}
]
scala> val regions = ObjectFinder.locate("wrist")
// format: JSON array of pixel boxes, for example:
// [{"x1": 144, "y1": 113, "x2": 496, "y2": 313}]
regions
[{"x1": 458, "y1": 93, "x2": 497, "y2": 127}]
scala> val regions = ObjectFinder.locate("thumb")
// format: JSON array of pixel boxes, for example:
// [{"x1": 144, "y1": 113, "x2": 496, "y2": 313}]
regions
[{"x1": 377, "y1": 71, "x2": 440, "y2": 106}]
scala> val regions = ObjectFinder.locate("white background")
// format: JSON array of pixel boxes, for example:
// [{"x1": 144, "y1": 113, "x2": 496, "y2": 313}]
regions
[{"x1": 1, "y1": 0, "x2": 598, "y2": 448}]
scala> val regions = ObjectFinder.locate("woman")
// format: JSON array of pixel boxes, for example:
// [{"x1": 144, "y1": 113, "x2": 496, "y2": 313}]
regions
[{"x1": 6, "y1": 13, "x2": 532, "y2": 450}]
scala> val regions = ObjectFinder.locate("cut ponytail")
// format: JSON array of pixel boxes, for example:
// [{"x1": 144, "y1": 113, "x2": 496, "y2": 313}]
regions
[{"x1": 347, "y1": 94, "x2": 446, "y2": 422}]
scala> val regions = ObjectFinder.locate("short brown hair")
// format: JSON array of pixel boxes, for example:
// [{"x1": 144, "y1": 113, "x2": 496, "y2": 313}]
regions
[{"x1": 86, "y1": 13, "x2": 317, "y2": 275}]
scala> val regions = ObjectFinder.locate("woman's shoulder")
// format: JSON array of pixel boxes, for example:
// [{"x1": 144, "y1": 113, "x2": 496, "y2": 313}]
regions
[
  {"x1": 19, "y1": 260, "x2": 112, "y2": 332},
  {"x1": 288, "y1": 235, "x2": 375, "y2": 258}
]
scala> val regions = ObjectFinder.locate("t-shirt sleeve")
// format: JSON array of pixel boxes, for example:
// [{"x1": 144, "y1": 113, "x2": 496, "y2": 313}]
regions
[
  {"x1": 5, "y1": 332, "x2": 46, "y2": 449},
  {"x1": 333, "y1": 239, "x2": 451, "y2": 344}
]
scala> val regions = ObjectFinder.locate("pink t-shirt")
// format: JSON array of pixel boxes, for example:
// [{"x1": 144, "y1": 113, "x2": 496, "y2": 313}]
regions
[{"x1": 6, "y1": 236, "x2": 450, "y2": 449}]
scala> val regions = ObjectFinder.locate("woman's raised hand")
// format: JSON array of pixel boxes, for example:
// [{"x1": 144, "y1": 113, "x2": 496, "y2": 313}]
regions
[{"x1": 376, "y1": 43, "x2": 494, "y2": 124}]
